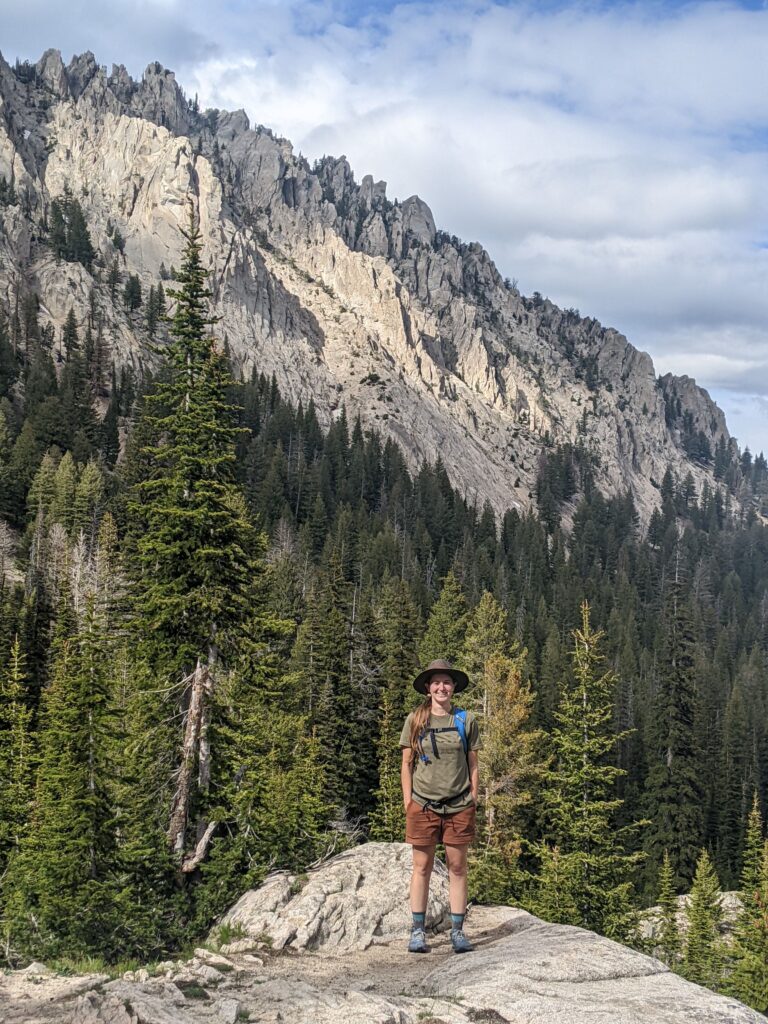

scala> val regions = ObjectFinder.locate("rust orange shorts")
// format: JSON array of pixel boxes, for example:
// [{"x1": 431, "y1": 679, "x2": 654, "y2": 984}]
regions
[{"x1": 405, "y1": 800, "x2": 476, "y2": 846}]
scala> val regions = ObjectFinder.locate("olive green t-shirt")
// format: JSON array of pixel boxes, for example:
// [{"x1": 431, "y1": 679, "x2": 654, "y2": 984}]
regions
[{"x1": 399, "y1": 709, "x2": 481, "y2": 815}]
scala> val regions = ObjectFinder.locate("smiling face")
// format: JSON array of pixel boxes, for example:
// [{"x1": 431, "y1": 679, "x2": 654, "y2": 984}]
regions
[{"x1": 428, "y1": 673, "x2": 455, "y2": 703}]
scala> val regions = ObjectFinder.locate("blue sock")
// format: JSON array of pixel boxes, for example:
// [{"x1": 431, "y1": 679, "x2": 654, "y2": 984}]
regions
[
  {"x1": 451, "y1": 912, "x2": 465, "y2": 930},
  {"x1": 412, "y1": 912, "x2": 426, "y2": 928}
]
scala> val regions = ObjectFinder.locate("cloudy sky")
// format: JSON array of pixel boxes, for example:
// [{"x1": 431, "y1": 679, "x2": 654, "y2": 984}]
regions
[{"x1": 3, "y1": 0, "x2": 768, "y2": 451}]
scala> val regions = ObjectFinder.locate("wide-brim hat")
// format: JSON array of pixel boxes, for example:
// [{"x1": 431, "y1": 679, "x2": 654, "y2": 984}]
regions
[{"x1": 413, "y1": 659, "x2": 470, "y2": 696}]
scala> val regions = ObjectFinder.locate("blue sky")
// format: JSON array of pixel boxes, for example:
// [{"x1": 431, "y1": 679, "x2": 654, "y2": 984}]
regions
[{"x1": 2, "y1": 0, "x2": 768, "y2": 452}]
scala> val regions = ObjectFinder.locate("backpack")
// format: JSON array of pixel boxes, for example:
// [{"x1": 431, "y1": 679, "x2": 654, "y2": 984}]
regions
[{"x1": 416, "y1": 708, "x2": 468, "y2": 765}]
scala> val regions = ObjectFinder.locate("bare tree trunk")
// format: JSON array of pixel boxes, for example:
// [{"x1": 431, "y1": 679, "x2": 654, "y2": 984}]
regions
[
  {"x1": 198, "y1": 699, "x2": 212, "y2": 793},
  {"x1": 182, "y1": 821, "x2": 217, "y2": 873},
  {"x1": 167, "y1": 660, "x2": 209, "y2": 854}
]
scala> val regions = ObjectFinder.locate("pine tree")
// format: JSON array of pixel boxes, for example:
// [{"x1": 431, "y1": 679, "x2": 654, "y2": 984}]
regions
[
  {"x1": 3, "y1": 592, "x2": 116, "y2": 960},
  {"x1": 66, "y1": 199, "x2": 95, "y2": 269},
  {"x1": 26, "y1": 449, "x2": 60, "y2": 522},
  {"x1": 192, "y1": 604, "x2": 331, "y2": 928},
  {"x1": 62, "y1": 308, "x2": 79, "y2": 359},
  {"x1": 0, "y1": 316, "x2": 18, "y2": 398},
  {"x1": 716, "y1": 683, "x2": 752, "y2": 887},
  {"x1": 739, "y1": 794, "x2": 765, "y2": 904},
  {"x1": 531, "y1": 843, "x2": 582, "y2": 925},
  {"x1": 726, "y1": 797, "x2": 768, "y2": 1012},
  {"x1": 127, "y1": 208, "x2": 259, "y2": 869},
  {"x1": 369, "y1": 577, "x2": 421, "y2": 841},
  {"x1": 531, "y1": 602, "x2": 642, "y2": 941},
  {"x1": 642, "y1": 555, "x2": 704, "y2": 893},
  {"x1": 51, "y1": 451, "x2": 78, "y2": 533},
  {"x1": 290, "y1": 552, "x2": 354, "y2": 813},
  {"x1": 460, "y1": 590, "x2": 544, "y2": 900},
  {"x1": 108, "y1": 650, "x2": 189, "y2": 959},
  {"x1": 72, "y1": 459, "x2": 104, "y2": 543},
  {"x1": 0, "y1": 636, "x2": 34, "y2": 878},
  {"x1": 60, "y1": 337, "x2": 97, "y2": 452},
  {"x1": 655, "y1": 850, "x2": 682, "y2": 967},
  {"x1": 48, "y1": 198, "x2": 67, "y2": 258},
  {"x1": 469, "y1": 652, "x2": 544, "y2": 903},
  {"x1": 107, "y1": 256, "x2": 121, "y2": 301},
  {"x1": 462, "y1": 590, "x2": 510, "y2": 682},
  {"x1": 123, "y1": 274, "x2": 142, "y2": 312},
  {"x1": 145, "y1": 284, "x2": 165, "y2": 338},
  {"x1": 682, "y1": 849, "x2": 724, "y2": 991},
  {"x1": 100, "y1": 390, "x2": 120, "y2": 465},
  {"x1": 419, "y1": 570, "x2": 468, "y2": 664},
  {"x1": 48, "y1": 195, "x2": 94, "y2": 269}
]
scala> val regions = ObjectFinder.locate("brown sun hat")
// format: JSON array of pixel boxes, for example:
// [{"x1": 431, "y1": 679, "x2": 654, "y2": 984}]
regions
[{"x1": 412, "y1": 659, "x2": 470, "y2": 696}]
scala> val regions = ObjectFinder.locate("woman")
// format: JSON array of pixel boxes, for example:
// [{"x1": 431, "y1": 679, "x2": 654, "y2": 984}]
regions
[{"x1": 399, "y1": 658, "x2": 480, "y2": 954}]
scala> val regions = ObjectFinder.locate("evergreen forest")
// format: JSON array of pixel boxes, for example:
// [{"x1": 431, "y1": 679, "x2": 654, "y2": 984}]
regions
[{"x1": 0, "y1": 215, "x2": 766, "y2": 1012}]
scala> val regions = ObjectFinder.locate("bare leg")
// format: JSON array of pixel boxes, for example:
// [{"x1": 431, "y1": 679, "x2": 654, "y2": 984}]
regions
[
  {"x1": 410, "y1": 845, "x2": 436, "y2": 913},
  {"x1": 444, "y1": 843, "x2": 468, "y2": 915}
]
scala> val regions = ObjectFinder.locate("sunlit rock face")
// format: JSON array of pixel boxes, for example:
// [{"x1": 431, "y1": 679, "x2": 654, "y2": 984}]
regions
[
  {"x1": 0, "y1": 49, "x2": 730, "y2": 522},
  {"x1": 3, "y1": 845, "x2": 764, "y2": 1024}
]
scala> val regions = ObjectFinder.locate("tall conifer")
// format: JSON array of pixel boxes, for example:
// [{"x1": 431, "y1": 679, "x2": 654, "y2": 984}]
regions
[
  {"x1": 682, "y1": 849, "x2": 724, "y2": 990},
  {"x1": 531, "y1": 603, "x2": 642, "y2": 940},
  {"x1": 193, "y1": 602, "x2": 331, "y2": 927},
  {"x1": 642, "y1": 555, "x2": 704, "y2": 892},
  {"x1": 655, "y1": 850, "x2": 682, "y2": 967},
  {"x1": 126, "y1": 208, "x2": 259, "y2": 870},
  {"x1": 291, "y1": 552, "x2": 354, "y2": 813},
  {"x1": 3, "y1": 591, "x2": 116, "y2": 959},
  {"x1": 726, "y1": 797, "x2": 768, "y2": 1012},
  {"x1": 419, "y1": 570, "x2": 468, "y2": 664},
  {"x1": 0, "y1": 636, "x2": 33, "y2": 878},
  {"x1": 369, "y1": 577, "x2": 421, "y2": 841}
]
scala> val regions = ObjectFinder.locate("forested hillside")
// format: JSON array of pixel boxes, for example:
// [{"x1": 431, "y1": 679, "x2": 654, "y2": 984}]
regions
[{"x1": 0, "y1": 217, "x2": 767, "y2": 1011}]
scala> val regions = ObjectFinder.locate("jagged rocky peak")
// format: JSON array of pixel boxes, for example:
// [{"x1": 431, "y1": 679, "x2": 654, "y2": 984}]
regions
[
  {"x1": 660, "y1": 373, "x2": 728, "y2": 436},
  {"x1": 359, "y1": 172, "x2": 387, "y2": 205},
  {"x1": 20, "y1": 49, "x2": 193, "y2": 134},
  {"x1": 65, "y1": 50, "x2": 101, "y2": 99},
  {"x1": 0, "y1": 48, "x2": 738, "y2": 522},
  {"x1": 35, "y1": 48, "x2": 69, "y2": 96},
  {"x1": 133, "y1": 60, "x2": 192, "y2": 134},
  {"x1": 106, "y1": 63, "x2": 138, "y2": 106},
  {"x1": 216, "y1": 108, "x2": 251, "y2": 142},
  {"x1": 401, "y1": 194, "x2": 436, "y2": 245}
]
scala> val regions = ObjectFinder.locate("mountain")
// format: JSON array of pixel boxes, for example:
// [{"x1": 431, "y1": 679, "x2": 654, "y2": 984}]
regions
[{"x1": 0, "y1": 49, "x2": 731, "y2": 520}]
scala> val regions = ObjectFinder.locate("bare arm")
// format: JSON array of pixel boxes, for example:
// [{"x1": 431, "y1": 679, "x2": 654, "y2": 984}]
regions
[
  {"x1": 401, "y1": 747, "x2": 413, "y2": 811},
  {"x1": 468, "y1": 749, "x2": 479, "y2": 803}
]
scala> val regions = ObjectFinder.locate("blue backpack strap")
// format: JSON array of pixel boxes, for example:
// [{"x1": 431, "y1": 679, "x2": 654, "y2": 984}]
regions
[{"x1": 453, "y1": 709, "x2": 468, "y2": 756}]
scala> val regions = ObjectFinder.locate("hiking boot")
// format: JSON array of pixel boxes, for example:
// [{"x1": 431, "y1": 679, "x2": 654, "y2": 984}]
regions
[
  {"x1": 450, "y1": 928, "x2": 474, "y2": 953},
  {"x1": 408, "y1": 926, "x2": 428, "y2": 953}
]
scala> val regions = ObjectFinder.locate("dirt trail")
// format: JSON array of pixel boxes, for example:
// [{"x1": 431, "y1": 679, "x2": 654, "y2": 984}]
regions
[
  {"x1": 0, "y1": 906, "x2": 511, "y2": 1024},
  {"x1": 260, "y1": 904, "x2": 510, "y2": 997}
]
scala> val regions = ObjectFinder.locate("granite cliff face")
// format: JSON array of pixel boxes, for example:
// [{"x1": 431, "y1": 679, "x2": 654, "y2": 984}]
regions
[{"x1": 0, "y1": 49, "x2": 730, "y2": 520}]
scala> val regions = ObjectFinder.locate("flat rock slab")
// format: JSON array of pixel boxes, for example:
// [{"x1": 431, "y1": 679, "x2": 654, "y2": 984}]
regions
[
  {"x1": 3, "y1": 846, "x2": 766, "y2": 1024},
  {"x1": 0, "y1": 970, "x2": 109, "y2": 1024},
  {"x1": 218, "y1": 841, "x2": 450, "y2": 952},
  {"x1": 421, "y1": 909, "x2": 763, "y2": 1024}
]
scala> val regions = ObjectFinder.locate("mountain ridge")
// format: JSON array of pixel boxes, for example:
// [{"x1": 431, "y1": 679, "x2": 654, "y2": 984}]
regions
[{"x1": 0, "y1": 48, "x2": 733, "y2": 521}]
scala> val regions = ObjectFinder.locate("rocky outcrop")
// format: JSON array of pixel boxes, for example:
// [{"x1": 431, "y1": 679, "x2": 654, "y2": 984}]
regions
[
  {"x1": 641, "y1": 890, "x2": 743, "y2": 945},
  {"x1": 217, "y1": 841, "x2": 450, "y2": 952},
  {"x1": 2, "y1": 844, "x2": 764, "y2": 1024},
  {"x1": 0, "y1": 49, "x2": 734, "y2": 522}
]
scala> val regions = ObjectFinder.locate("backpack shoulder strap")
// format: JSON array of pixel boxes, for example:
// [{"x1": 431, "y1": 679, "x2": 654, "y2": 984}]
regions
[{"x1": 453, "y1": 709, "x2": 468, "y2": 756}]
